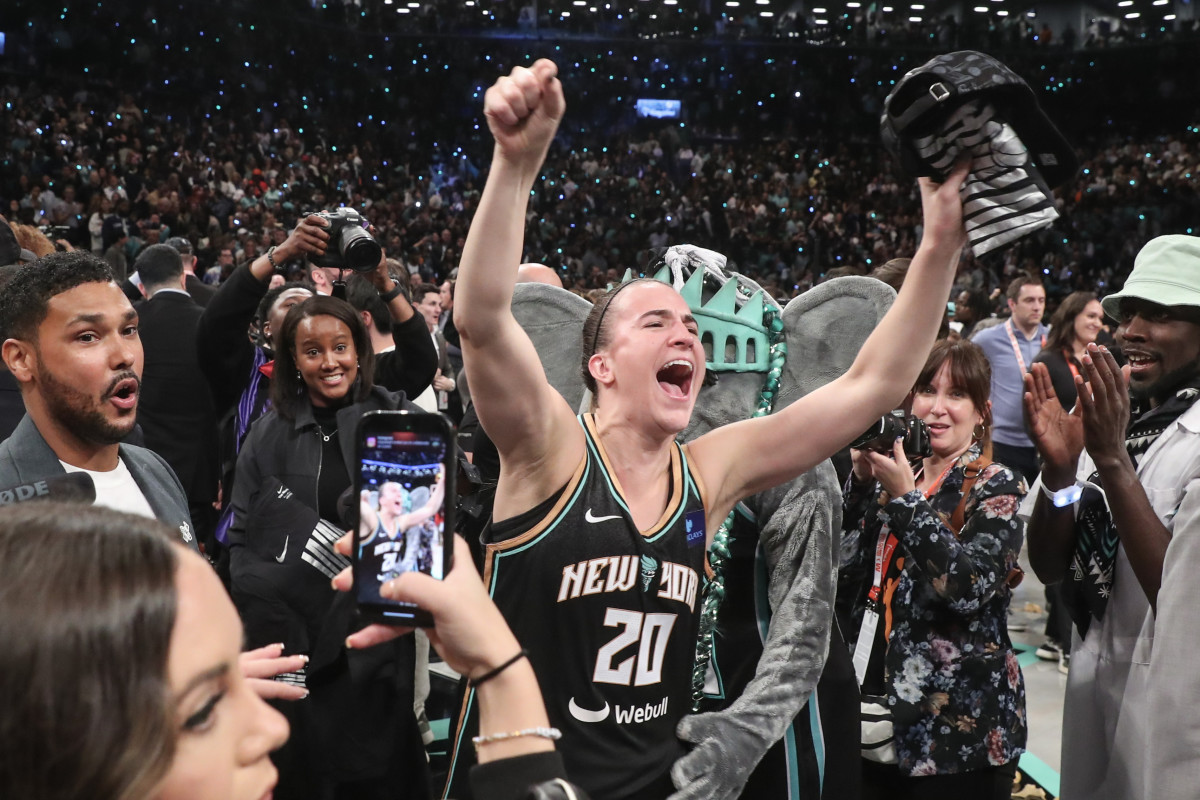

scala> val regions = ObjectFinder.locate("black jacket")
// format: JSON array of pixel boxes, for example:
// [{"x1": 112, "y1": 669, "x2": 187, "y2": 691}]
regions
[
  {"x1": 135, "y1": 290, "x2": 219, "y2": 513},
  {"x1": 229, "y1": 385, "x2": 429, "y2": 793}
]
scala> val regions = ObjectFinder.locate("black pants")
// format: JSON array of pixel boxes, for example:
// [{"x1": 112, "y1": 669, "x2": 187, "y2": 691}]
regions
[{"x1": 861, "y1": 758, "x2": 1017, "y2": 800}]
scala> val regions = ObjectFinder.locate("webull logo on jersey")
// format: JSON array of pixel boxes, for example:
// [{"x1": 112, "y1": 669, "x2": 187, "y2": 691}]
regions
[
  {"x1": 568, "y1": 695, "x2": 670, "y2": 725},
  {"x1": 557, "y1": 555, "x2": 698, "y2": 612}
]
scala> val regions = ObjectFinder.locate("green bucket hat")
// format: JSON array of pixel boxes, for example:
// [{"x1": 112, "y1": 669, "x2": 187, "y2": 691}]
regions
[{"x1": 1101, "y1": 235, "x2": 1200, "y2": 320}]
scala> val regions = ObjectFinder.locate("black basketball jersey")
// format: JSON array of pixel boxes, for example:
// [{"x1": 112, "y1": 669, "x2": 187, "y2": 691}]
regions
[{"x1": 444, "y1": 414, "x2": 709, "y2": 800}]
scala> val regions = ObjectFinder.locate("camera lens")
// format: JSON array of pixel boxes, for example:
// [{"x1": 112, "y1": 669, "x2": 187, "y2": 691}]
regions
[{"x1": 340, "y1": 226, "x2": 383, "y2": 272}]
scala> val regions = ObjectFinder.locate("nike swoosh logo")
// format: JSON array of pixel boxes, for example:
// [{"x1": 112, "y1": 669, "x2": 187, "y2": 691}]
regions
[
  {"x1": 585, "y1": 509, "x2": 622, "y2": 524},
  {"x1": 568, "y1": 697, "x2": 611, "y2": 723},
  {"x1": 275, "y1": 535, "x2": 289, "y2": 563}
]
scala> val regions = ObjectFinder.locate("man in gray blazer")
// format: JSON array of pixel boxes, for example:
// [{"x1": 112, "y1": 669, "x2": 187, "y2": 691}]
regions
[{"x1": 0, "y1": 251, "x2": 195, "y2": 548}]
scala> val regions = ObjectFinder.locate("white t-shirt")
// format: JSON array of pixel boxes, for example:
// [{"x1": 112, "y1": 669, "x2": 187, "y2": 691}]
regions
[{"x1": 59, "y1": 457, "x2": 156, "y2": 520}]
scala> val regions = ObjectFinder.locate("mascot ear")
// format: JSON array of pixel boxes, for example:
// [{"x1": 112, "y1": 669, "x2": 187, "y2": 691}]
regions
[
  {"x1": 511, "y1": 282, "x2": 593, "y2": 412},
  {"x1": 774, "y1": 276, "x2": 897, "y2": 410}
]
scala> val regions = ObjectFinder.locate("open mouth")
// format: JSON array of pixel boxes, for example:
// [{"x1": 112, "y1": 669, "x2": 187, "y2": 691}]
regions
[
  {"x1": 1125, "y1": 351, "x2": 1158, "y2": 375},
  {"x1": 656, "y1": 359, "x2": 694, "y2": 400},
  {"x1": 320, "y1": 373, "x2": 346, "y2": 386},
  {"x1": 108, "y1": 378, "x2": 139, "y2": 410}
]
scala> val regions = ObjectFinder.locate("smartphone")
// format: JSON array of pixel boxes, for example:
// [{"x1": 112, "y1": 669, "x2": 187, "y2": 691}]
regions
[{"x1": 353, "y1": 410, "x2": 456, "y2": 626}]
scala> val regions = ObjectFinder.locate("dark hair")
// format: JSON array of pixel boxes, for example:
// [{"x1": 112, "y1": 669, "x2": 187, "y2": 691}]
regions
[
  {"x1": 413, "y1": 282, "x2": 440, "y2": 305},
  {"x1": 956, "y1": 288, "x2": 992, "y2": 325},
  {"x1": 1044, "y1": 291, "x2": 1100, "y2": 354},
  {"x1": 441, "y1": 278, "x2": 455, "y2": 302},
  {"x1": 914, "y1": 339, "x2": 993, "y2": 454},
  {"x1": 579, "y1": 278, "x2": 658, "y2": 395},
  {"x1": 254, "y1": 280, "x2": 313, "y2": 331},
  {"x1": 1006, "y1": 273, "x2": 1044, "y2": 303},
  {"x1": 344, "y1": 274, "x2": 392, "y2": 336},
  {"x1": 135, "y1": 243, "x2": 185, "y2": 291},
  {"x1": 0, "y1": 503, "x2": 179, "y2": 800},
  {"x1": 0, "y1": 251, "x2": 115, "y2": 342},
  {"x1": 271, "y1": 295, "x2": 375, "y2": 419}
]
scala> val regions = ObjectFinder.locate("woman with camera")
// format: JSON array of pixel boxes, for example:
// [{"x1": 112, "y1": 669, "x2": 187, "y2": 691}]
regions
[
  {"x1": 227, "y1": 294, "x2": 431, "y2": 799},
  {"x1": 0, "y1": 503, "x2": 588, "y2": 800},
  {"x1": 837, "y1": 339, "x2": 1027, "y2": 799}
]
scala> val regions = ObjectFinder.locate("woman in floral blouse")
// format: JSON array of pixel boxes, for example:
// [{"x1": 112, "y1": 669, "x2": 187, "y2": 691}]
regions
[{"x1": 837, "y1": 339, "x2": 1027, "y2": 799}]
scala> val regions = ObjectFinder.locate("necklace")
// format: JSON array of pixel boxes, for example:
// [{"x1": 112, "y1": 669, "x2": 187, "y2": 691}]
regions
[{"x1": 315, "y1": 424, "x2": 338, "y2": 443}]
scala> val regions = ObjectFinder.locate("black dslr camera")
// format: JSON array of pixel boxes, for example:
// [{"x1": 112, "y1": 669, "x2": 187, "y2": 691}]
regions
[
  {"x1": 308, "y1": 209, "x2": 383, "y2": 273},
  {"x1": 850, "y1": 411, "x2": 932, "y2": 460}
]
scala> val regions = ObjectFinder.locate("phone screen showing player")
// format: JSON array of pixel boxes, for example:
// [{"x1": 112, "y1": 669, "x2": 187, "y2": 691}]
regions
[{"x1": 353, "y1": 411, "x2": 454, "y2": 625}]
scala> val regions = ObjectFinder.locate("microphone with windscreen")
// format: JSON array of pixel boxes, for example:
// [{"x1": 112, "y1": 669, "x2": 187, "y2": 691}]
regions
[{"x1": 0, "y1": 472, "x2": 97, "y2": 507}]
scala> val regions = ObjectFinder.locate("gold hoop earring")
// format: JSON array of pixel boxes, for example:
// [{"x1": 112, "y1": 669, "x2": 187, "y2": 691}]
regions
[{"x1": 972, "y1": 422, "x2": 986, "y2": 442}]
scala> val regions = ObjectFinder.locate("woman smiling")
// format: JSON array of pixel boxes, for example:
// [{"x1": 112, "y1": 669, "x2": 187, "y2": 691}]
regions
[
  {"x1": 228, "y1": 295, "x2": 429, "y2": 798},
  {"x1": 838, "y1": 339, "x2": 1027, "y2": 799}
]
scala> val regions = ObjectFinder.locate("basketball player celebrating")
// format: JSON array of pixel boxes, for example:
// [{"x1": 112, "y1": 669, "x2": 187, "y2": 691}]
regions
[
  {"x1": 359, "y1": 60, "x2": 967, "y2": 799},
  {"x1": 360, "y1": 474, "x2": 446, "y2": 543},
  {"x1": 358, "y1": 470, "x2": 445, "y2": 584}
]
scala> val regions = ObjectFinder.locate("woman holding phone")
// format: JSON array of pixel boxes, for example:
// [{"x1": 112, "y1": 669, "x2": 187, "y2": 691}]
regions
[
  {"x1": 412, "y1": 59, "x2": 971, "y2": 799},
  {"x1": 0, "y1": 503, "x2": 588, "y2": 800}
]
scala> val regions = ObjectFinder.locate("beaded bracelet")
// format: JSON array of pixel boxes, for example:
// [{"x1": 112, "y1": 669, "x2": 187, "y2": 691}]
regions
[
  {"x1": 469, "y1": 649, "x2": 528, "y2": 687},
  {"x1": 266, "y1": 246, "x2": 281, "y2": 271},
  {"x1": 472, "y1": 726, "x2": 562, "y2": 751}
]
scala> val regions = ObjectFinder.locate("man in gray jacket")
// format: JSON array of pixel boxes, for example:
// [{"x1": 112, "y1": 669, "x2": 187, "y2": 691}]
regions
[{"x1": 0, "y1": 250, "x2": 195, "y2": 547}]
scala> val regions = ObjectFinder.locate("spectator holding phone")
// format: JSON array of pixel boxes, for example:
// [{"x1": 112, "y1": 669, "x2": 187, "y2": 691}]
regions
[{"x1": 0, "y1": 503, "x2": 589, "y2": 800}]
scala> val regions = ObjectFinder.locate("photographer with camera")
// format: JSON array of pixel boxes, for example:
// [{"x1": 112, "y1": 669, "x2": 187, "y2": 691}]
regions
[
  {"x1": 197, "y1": 212, "x2": 438, "y2": 554},
  {"x1": 836, "y1": 339, "x2": 1028, "y2": 799}
]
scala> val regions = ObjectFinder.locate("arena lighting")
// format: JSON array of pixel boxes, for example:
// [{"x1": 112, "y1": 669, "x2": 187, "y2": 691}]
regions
[
  {"x1": 727, "y1": 2, "x2": 740, "y2": 6},
  {"x1": 974, "y1": 5, "x2": 988, "y2": 11},
  {"x1": 911, "y1": 4, "x2": 924, "y2": 8},
  {"x1": 997, "y1": 9, "x2": 1008, "y2": 15},
  {"x1": 1153, "y1": 0, "x2": 1168, "y2": 5},
  {"x1": 882, "y1": 6, "x2": 893, "y2": 11},
  {"x1": 756, "y1": 0, "x2": 770, "y2": 4},
  {"x1": 1117, "y1": 1, "x2": 1132, "y2": 5},
  {"x1": 1165, "y1": 13, "x2": 1176, "y2": 19},
  {"x1": 846, "y1": 2, "x2": 861, "y2": 6},
  {"x1": 1125, "y1": 11, "x2": 1140, "y2": 17},
  {"x1": 760, "y1": 10, "x2": 774, "y2": 15},
  {"x1": 909, "y1": 15, "x2": 922, "y2": 21},
  {"x1": 573, "y1": 1, "x2": 585, "y2": 5},
  {"x1": 815, "y1": 17, "x2": 829, "y2": 23}
]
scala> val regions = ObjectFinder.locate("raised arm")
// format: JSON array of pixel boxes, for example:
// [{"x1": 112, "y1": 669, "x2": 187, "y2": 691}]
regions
[
  {"x1": 453, "y1": 60, "x2": 583, "y2": 513},
  {"x1": 690, "y1": 164, "x2": 969, "y2": 517},
  {"x1": 397, "y1": 468, "x2": 447, "y2": 530}
]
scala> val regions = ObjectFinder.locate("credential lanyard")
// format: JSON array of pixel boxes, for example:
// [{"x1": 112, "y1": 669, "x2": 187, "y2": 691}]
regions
[
  {"x1": 852, "y1": 528, "x2": 900, "y2": 687},
  {"x1": 1005, "y1": 319, "x2": 1046, "y2": 375}
]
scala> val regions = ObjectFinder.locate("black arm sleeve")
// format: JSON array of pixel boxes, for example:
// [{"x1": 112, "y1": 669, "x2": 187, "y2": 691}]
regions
[
  {"x1": 196, "y1": 265, "x2": 270, "y2": 418},
  {"x1": 374, "y1": 312, "x2": 438, "y2": 398},
  {"x1": 470, "y1": 752, "x2": 589, "y2": 800}
]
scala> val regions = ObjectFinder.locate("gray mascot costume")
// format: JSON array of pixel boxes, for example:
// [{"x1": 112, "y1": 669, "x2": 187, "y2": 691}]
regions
[{"x1": 496, "y1": 245, "x2": 894, "y2": 800}]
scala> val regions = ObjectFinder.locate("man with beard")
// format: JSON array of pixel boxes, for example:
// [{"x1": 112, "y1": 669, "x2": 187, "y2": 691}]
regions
[
  {"x1": 0, "y1": 251, "x2": 195, "y2": 548},
  {"x1": 1023, "y1": 235, "x2": 1200, "y2": 800}
]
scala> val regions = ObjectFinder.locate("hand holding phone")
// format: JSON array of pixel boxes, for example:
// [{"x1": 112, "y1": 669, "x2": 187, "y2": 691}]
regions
[{"x1": 352, "y1": 411, "x2": 456, "y2": 626}]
